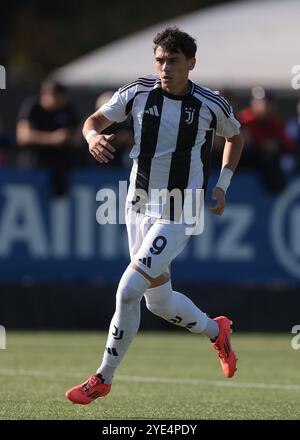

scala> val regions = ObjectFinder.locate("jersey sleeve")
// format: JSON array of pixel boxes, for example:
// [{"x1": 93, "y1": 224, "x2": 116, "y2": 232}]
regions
[
  {"x1": 216, "y1": 104, "x2": 241, "y2": 138},
  {"x1": 99, "y1": 86, "x2": 134, "y2": 123}
]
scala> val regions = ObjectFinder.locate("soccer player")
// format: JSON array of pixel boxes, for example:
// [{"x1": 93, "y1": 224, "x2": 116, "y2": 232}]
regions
[{"x1": 66, "y1": 27, "x2": 244, "y2": 404}]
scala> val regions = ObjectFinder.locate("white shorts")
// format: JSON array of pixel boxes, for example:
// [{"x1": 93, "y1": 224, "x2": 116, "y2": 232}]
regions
[{"x1": 126, "y1": 209, "x2": 191, "y2": 278}]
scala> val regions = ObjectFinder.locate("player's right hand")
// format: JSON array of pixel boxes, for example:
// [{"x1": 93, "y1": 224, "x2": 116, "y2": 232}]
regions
[
  {"x1": 88, "y1": 133, "x2": 116, "y2": 164},
  {"x1": 208, "y1": 186, "x2": 226, "y2": 215}
]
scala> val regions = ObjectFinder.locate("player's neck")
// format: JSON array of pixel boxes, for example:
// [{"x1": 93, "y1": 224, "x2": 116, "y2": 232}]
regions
[{"x1": 162, "y1": 80, "x2": 191, "y2": 96}]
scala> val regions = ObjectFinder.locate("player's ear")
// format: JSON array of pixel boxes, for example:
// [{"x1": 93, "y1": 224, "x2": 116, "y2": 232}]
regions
[{"x1": 188, "y1": 57, "x2": 196, "y2": 71}]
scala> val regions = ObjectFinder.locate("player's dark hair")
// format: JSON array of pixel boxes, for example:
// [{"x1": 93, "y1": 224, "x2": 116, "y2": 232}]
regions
[{"x1": 153, "y1": 27, "x2": 197, "y2": 59}]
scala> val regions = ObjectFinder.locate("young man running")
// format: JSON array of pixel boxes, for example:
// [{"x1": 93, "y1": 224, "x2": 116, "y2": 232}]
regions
[{"x1": 66, "y1": 27, "x2": 243, "y2": 404}]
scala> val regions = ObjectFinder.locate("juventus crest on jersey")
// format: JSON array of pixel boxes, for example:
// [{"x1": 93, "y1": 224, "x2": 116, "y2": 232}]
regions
[{"x1": 100, "y1": 74, "x2": 240, "y2": 218}]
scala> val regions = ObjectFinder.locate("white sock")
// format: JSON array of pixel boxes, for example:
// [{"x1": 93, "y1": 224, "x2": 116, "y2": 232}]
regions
[
  {"x1": 97, "y1": 266, "x2": 150, "y2": 384},
  {"x1": 144, "y1": 280, "x2": 219, "y2": 338}
]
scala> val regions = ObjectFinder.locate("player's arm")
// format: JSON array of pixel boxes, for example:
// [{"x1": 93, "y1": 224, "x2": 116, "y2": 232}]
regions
[
  {"x1": 209, "y1": 133, "x2": 244, "y2": 215},
  {"x1": 222, "y1": 132, "x2": 244, "y2": 173},
  {"x1": 83, "y1": 110, "x2": 116, "y2": 164}
]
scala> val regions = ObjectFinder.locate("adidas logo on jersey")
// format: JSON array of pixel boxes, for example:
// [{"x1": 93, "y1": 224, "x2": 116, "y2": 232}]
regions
[
  {"x1": 138, "y1": 257, "x2": 152, "y2": 268},
  {"x1": 145, "y1": 105, "x2": 159, "y2": 117}
]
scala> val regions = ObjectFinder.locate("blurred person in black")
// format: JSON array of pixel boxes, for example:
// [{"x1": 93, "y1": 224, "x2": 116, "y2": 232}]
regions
[
  {"x1": 237, "y1": 87, "x2": 294, "y2": 192},
  {"x1": 17, "y1": 79, "x2": 78, "y2": 196}
]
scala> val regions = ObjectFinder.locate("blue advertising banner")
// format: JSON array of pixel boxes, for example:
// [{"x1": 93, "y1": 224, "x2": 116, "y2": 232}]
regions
[{"x1": 0, "y1": 168, "x2": 300, "y2": 284}]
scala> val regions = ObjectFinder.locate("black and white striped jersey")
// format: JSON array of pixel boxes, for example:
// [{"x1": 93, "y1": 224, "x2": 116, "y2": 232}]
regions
[{"x1": 100, "y1": 74, "x2": 240, "y2": 217}]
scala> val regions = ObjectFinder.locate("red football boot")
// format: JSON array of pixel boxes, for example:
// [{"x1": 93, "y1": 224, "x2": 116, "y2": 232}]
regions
[
  {"x1": 211, "y1": 316, "x2": 237, "y2": 378},
  {"x1": 66, "y1": 374, "x2": 111, "y2": 405}
]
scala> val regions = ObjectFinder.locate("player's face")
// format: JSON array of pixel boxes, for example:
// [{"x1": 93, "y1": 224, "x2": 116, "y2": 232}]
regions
[{"x1": 155, "y1": 47, "x2": 195, "y2": 95}]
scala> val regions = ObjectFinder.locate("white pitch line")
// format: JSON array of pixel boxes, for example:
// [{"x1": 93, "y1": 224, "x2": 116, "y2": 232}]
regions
[
  {"x1": 0, "y1": 369, "x2": 52, "y2": 377},
  {"x1": 0, "y1": 369, "x2": 299, "y2": 391},
  {"x1": 116, "y1": 375, "x2": 300, "y2": 391}
]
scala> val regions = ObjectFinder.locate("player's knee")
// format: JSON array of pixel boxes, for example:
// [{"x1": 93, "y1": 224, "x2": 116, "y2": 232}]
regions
[
  {"x1": 116, "y1": 266, "x2": 150, "y2": 306},
  {"x1": 116, "y1": 283, "x2": 143, "y2": 306},
  {"x1": 117, "y1": 288, "x2": 140, "y2": 306}
]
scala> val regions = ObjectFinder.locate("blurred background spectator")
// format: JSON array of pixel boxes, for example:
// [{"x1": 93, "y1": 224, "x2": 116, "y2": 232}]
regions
[
  {"x1": 237, "y1": 87, "x2": 294, "y2": 192},
  {"x1": 17, "y1": 79, "x2": 79, "y2": 196}
]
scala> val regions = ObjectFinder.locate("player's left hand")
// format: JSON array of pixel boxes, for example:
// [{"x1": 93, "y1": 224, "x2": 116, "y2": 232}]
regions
[{"x1": 208, "y1": 186, "x2": 226, "y2": 215}]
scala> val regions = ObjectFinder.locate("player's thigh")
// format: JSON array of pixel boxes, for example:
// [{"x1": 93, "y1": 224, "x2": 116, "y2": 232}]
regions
[
  {"x1": 133, "y1": 221, "x2": 190, "y2": 278},
  {"x1": 125, "y1": 209, "x2": 153, "y2": 259}
]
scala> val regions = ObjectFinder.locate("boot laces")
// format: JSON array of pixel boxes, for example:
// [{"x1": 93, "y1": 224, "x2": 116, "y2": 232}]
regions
[{"x1": 82, "y1": 376, "x2": 99, "y2": 392}]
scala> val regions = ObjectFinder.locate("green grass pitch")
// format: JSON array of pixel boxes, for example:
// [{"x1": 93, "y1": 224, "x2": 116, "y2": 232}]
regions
[{"x1": 0, "y1": 331, "x2": 299, "y2": 420}]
